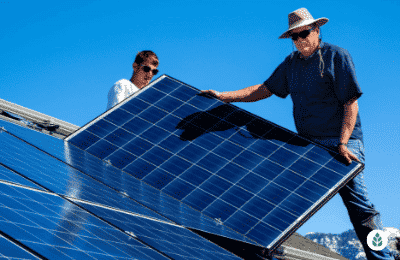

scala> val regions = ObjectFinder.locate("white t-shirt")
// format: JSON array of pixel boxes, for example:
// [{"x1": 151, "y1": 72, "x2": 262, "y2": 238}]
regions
[{"x1": 106, "y1": 79, "x2": 139, "y2": 110}]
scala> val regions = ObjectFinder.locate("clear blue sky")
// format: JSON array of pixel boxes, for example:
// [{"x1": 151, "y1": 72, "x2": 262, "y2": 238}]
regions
[{"x1": 1, "y1": 0, "x2": 399, "y2": 237}]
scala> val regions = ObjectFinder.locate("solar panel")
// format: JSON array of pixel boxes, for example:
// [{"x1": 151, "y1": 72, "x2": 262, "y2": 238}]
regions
[
  {"x1": 0, "y1": 232, "x2": 40, "y2": 259},
  {"x1": 0, "y1": 182, "x2": 170, "y2": 259},
  {"x1": 0, "y1": 122, "x2": 251, "y2": 258},
  {"x1": 0, "y1": 122, "x2": 250, "y2": 246},
  {"x1": 65, "y1": 75, "x2": 364, "y2": 251}
]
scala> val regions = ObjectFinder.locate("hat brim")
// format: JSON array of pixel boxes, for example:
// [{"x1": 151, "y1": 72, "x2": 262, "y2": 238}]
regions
[{"x1": 279, "y1": 17, "x2": 328, "y2": 39}]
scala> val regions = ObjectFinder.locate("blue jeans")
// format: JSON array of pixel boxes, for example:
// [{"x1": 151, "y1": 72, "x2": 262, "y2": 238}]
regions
[{"x1": 311, "y1": 138, "x2": 394, "y2": 260}]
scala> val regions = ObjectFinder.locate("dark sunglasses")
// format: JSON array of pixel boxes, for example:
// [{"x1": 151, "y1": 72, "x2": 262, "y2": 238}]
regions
[
  {"x1": 290, "y1": 28, "x2": 313, "y2": 41},
  {"x1": 140, "y1": 64, "x2": 158, "y2": 75}
]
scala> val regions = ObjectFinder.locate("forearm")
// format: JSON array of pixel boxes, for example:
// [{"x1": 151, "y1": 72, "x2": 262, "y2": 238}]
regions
[
  {"x1": 220, "y1": 84, "x2": 273, "y2": 103},
  {"x1": 340, "y1": 98, "x2": 358, "y2": 144}
]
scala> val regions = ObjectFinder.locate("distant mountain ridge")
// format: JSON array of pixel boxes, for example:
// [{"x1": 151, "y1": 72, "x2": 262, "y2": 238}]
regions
[{"x1": 304, "y1": 228, "x2": 400, "y2": 260}]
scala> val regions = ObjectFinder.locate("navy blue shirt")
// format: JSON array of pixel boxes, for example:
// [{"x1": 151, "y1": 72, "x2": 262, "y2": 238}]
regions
[{"x1": 264, "y1": 42, "x2": 363, "y2": 141}]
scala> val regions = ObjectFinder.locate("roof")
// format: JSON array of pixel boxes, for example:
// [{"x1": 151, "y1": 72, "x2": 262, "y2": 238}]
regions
[{"x1": 0, "y1": 97, "x2": 349, "y2": 260}]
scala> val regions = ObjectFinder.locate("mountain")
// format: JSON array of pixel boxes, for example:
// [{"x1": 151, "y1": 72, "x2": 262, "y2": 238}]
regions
[{"x1": 304, "y1": 228, "x2": 400, "y2": 260}]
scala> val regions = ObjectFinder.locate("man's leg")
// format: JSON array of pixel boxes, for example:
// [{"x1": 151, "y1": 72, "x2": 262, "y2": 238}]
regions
[{"x1": 313, "y1": 139, "x2": 394, "y2": 260}]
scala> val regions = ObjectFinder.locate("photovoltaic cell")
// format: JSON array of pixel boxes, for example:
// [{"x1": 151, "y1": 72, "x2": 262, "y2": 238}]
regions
[{"x1": 65, "y1": 75, "x2": 364, "y2": 251}]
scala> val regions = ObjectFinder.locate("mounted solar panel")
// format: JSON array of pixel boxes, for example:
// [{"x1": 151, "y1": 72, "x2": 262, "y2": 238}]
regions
[
  {"x1": 65, "y1": 75, "x2": 364, "y2": 252},
  {"x1": 0, "y1": 119, "x2": 250, "y2": 246},
  {"x1": 0, "y1": 182, "x2": 170, "y2": 259}
]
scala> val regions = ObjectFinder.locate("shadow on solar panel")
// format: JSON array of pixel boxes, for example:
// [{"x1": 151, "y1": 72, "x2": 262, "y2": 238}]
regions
[{"x1": 66, "y1": 75, "x2": 364, "y2": 254}]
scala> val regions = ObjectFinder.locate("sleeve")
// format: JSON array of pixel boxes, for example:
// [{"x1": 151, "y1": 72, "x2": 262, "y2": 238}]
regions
[
  {"x1": 106, "y1": 81, "x2": 125, "y2": 110},
  {"x1": 333, "y1": 49, "x2": 363, "y2": 104},
  {"x1": 263, "y1": 56, "x2": 290, "y2": 99}
]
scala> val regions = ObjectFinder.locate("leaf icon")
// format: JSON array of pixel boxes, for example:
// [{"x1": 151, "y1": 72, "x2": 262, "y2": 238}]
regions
[
  {"x1": 378, "y1": 242, "x2": 382, "y2": 246},
  {"x1": 373, "y1": 241, "x2": 377, "y2": 246},
  {"x1": 375, "y1": 233, "x2": 380, "y2": 237},
  {"x1": 378, "y1": 237, "x2": 382, "y2": 242}
]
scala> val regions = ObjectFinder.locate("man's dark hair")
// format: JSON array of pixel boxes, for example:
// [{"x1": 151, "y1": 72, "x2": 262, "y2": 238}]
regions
[{"x1": 135, "y1": 50, "x2": 159, "y2": 66}]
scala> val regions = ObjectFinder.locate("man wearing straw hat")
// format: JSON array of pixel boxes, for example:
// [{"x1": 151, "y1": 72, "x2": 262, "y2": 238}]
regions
[{"x1": 202, "y1": 7, "x2": 394, "y2": 260}]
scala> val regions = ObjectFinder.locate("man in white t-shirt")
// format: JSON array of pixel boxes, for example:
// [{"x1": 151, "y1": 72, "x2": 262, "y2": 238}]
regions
[{"x1": 107, "y1": 50, "x2": 159, "y2": 110}]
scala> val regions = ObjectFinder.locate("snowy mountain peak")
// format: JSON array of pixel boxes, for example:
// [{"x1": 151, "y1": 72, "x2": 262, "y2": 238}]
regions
[{"x1": 304, "y1": 228, "x2": 400, "y2": 260}]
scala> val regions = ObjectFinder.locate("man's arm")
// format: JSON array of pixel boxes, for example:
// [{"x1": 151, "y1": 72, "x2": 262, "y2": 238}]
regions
[
  {"x1": 338, "y1": 96, "x2": 360, "y2": 164},
  {"x1": 201, "y1": 83, "x2": 273, "y2": 103}
]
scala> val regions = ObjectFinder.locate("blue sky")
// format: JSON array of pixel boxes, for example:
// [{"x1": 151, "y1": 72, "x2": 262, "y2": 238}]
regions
[{"x1": 1, "y1": 0, "x2": 399, "y2": 237}]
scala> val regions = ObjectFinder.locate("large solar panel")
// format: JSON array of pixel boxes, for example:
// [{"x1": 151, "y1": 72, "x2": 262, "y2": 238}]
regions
[
  {"x1": 65, "y1": 75, "x2": 364, "y2": 251},
  {"x1": 0, "y1": 119, "x2": 257, "y2": 258},
  {"x1": 0, "y1": 120, "x2": 250, "y2": 244}
]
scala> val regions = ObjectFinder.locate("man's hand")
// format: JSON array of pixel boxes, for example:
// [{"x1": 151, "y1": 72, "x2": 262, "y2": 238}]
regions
[
  {"x1": 338, "y1": 145, "x2": 360, "y2": 164},
  {"x1": 199, "y1": 90, "x2": 231, "y2": 103}
]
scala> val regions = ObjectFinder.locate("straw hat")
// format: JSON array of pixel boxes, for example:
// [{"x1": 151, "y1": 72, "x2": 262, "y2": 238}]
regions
[{"x1": 279, "y1": 8, "x2": 328, "y2": 39}]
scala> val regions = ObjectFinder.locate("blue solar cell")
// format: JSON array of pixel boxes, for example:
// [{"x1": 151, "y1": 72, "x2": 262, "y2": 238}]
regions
[
  {"x1": 137, "y1": 87, "x2": 165, "y2": 104},
  {"x1": 294, "y1": 180, "x2": 328, "y2": 202},
  {"x1": 138, "y1": 106, "x2": 167, "y2": 124},
  {"x1": 104, "y1": 128, "x2": 135, "y2": 146},
  {"x1": 143, "y1": 168, "x2": 175, "y2": 189},
  {"x1": 199, "y1": 175, "x2": 232, "y2": 197},
  {"x1": 215, "y1": 163, "x2": 247, "y2": 183},
  {"x1": 180, "y1": 165, "x2": 212, "y2": 187},
  {"x1": 159, "y1": 155, "x2": 191, "y2": 176},
  {"x1": 121, "y1": 116, "x2": 152, "y2": 135},
  {"x1": 183, "y1": 188, "x2": 217, "y2": 212},
  {"x1": 232, "y1": 150, "x2": 264, "y2": 170},
  {"x1": 104, "y1": 148, "x2": 136, "y2": 169},
  {"x1": 187, "y1": 94, "x2": 218, "y2": 110},
  {"x1": 170, "y1": 86, "x2": 198, "y2": 102},
  {"x1": 202, "y1": 199, "x2": 236, "y2": 221},
  {"x1": 310, "y1": 167, "x2": 345, "y2": 188},
  {"x1": 237, "y1": 173, "x2": 270, "y2": 194},
  {"x1": 258, "y1": 182, "x2": 291, "y2": 206},
  {"x1": 289, "y1": 157, "x2": 323, "y2": 178},
  {"x1": 86, "y1": 119, "x2": 118, "y2": 139},
  {"x1": 68, "y1": 130, "x2": 100, "y2": 150},
  {"x1": 141, "y1": 146, "x2": 173, "y2": 166},
  {"x1": 197, "y1": 153, "x2": 228, "y2": 173},
  {"x1": 268, "y1": 148, "x2": 300, "y2": 168},
  {"x1": 224, "y1": 210, "x2": 259, "y2": 234},
  {"x1": 162, "y1": 178, "x2": 196, "y2": 200},
  {"x1": 241, "y1": 196, "x2": 275, "y2": 220},
  {"x1": 172, "y1": 103, "x2": 201, "y2": 119},
  {"x1": 220, "y1": 186, "x2": 253, "y2": 208},
  {"x1": 140, "y1": 126, "x2": 170, "y2": 144},
  {"x1": 213, "y1": 141, "x2": 243, "y2": 160},
  {"x1": 192, "y1": 133, "x2": 224, "y2": 150},
  {"x1": 104, "y1": 108, "x2": 134, "y2": 126},
  {"x1": 155, "y1": 95, "x2": 184, "y2": 113},
  {"x1": 120, "y1": 97, "x2": 150, "y2": 114},
  {"x1": 86, "y1": 139, "x2": 118, "y2": 159},
  {"x1": 273, "y1": 170, "x2": 306, "y2": 192},
  {"x1": 178, "y1": 143, "x2": 208, "y2": 163},
  {"x1": 123, "y1": 137, "x2": 153, "y2": 156},
  {"x1": 279, "y1": 193, "x2": 314, "y2": 217}
]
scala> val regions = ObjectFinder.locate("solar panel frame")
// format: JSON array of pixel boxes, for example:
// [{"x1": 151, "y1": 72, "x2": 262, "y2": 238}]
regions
[{"x1": 64, "y1": 75, "x2": 364, "y2": 252}]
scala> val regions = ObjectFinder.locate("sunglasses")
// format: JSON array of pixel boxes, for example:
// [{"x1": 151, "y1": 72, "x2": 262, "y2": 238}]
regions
[
  {"x1": 140, "y1": 64, "x2": 159, "y2": 75},
  {"x1": 290, "y1": 28, "x2": 313, "y2": 41}
]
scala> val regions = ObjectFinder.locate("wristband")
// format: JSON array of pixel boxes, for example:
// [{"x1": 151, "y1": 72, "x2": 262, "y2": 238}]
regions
[{"x1": 338, "y1": 142, "x2": 347, "y2": 147}]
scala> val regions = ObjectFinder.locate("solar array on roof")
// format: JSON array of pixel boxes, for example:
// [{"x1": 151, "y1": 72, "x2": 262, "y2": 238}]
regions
[
  {"x1": 0, "y1": 75, "x2": 363, "y2": 258},
  {"x1": 66, "y1": 75, "x2": 363, "y2": 250}
]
